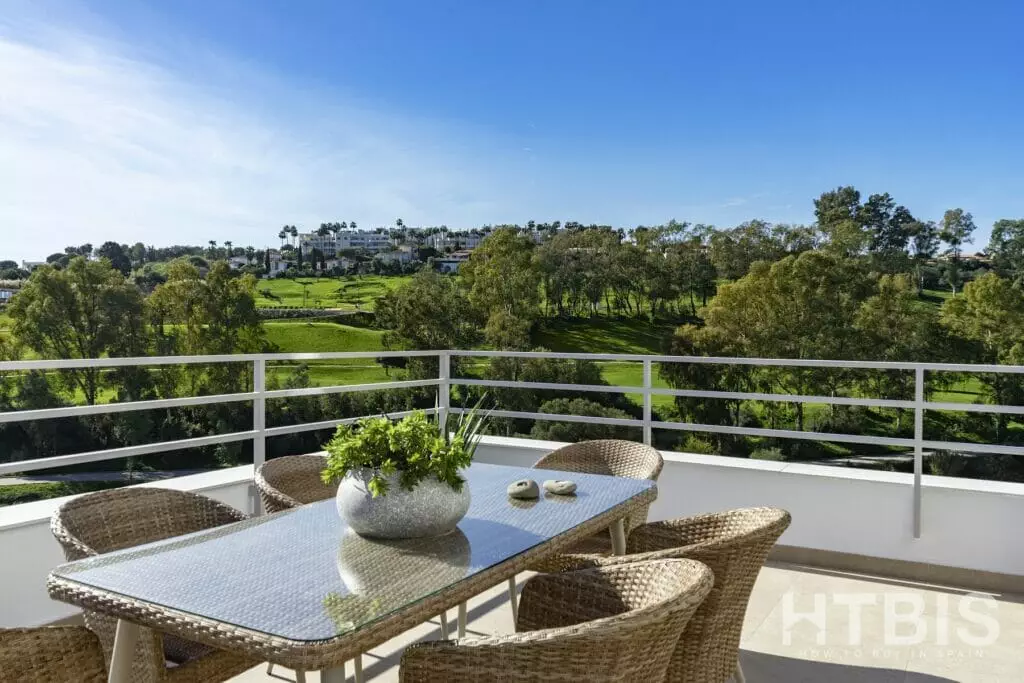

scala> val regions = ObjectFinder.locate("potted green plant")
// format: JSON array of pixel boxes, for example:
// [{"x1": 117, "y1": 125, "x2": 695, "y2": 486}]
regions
[{"x1": 322, "y1": 404, "x2": 487, "y2": 539}]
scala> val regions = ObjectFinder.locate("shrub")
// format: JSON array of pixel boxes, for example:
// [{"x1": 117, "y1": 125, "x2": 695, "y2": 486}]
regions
[{"x1": 322, "y1": 407, "x2": 486, "y2": 497}]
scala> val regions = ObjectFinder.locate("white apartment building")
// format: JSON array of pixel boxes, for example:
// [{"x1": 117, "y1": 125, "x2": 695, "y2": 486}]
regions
[
  {"x1": 336, "y1": 230, "x2": 392, "y2": 253},
  {"x1": 427, "y1": 231, "x2": 485, "y2": 252},
  {"x1": 298, "y1": 233, "x2": 337, "y2": 258}
]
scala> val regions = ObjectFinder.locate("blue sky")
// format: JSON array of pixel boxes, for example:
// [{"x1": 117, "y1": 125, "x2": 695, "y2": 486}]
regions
[{"x1": 2, "y1": 0, "x2": 1023, "y2": 261}]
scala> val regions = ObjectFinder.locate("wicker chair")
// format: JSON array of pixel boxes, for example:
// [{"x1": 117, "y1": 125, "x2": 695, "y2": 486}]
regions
[
  {"x1": 399, "y1": 558, "x2": 714, "y2": 682},
  {"x1": 50, "y1": 487, "x2": 258, "y2": 682},
  {"x1": 504, "y1": 440, "x2": 665, "y2": 620},
  {"x1": 548, "y1": 506, "x2": 792, "y2": 683},
  {"x1": 254, "y1": 454, "x2": 336, "y2": 514},
  {"x1": 0, "y1": 626, "x2": 107, "y2": 682},
  {"x1": 534, "y1": 439, "x2": 664, "y2": 555}
]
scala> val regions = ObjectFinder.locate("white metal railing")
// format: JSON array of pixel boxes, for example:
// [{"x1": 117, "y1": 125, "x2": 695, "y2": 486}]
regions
[{"x1": 2, "y1": 349, "x2": 1024, "y2": 537}]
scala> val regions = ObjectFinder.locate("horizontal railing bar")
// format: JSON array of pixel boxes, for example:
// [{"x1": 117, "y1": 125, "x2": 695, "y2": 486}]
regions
[
  {"x1": 450, "y1": 378, "x2": 632, "y2": 395},
  {"x1": 449, "y1": 407, "x2": 643, "y2": 427},
  {"x1": 262, "y1": 379, "x2": 441, "y2": 400},
  {"x1": 0, "y1": 351, "x2": 441, "y2": 372},
  {"x1": 649, "y1": 388, "x2": 915, "y2": 409},
  {"x1": 919, "y1": 440, "x2": 1024, "y2": 457},
  {"x1": 2, "y1": 350, "x2": 1024, "y2": 375},
  {"x1": 923, "y1": 402, "x2": 1024, "y2": 416},
  {"x1": 0, "y1": 430, "x2": 259, "y2": 476},
  {"x1": 0, "y1": 392, "x2": 258, "y2": 424},
  {"x1": 264, "y1": 409, "x2": 438, "y2": 438},
  {"x1": 449, "y1": 350, "x2": 1024, "y2": 374},
  {"x1": 649, "y1": 421, "x2": 918, "y2": 448}
]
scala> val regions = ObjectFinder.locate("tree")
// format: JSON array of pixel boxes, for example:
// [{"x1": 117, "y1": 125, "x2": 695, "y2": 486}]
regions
[
  {"x1": 853, "y1": 274, "x2": 945, "y2": 428},
  {"x1": 859, "y1": 193, "x2": 916, "y2": 273},
  {"x1": 907, "y1": 221, "x2": 940, "y2": 293},
  {"x1": 148, "y1": 260, "x2": 265, "y2": 393},
  {"x1": 530, "y1": 398, "x2": 633, "y2": 442},
  {"x1": 708, "y1": 220, "x2": 784, "y2": 280},
  {"x1": 7, "y1": 258, "x2": 147, "y2": 404},
  {"x1": 815, "y1": 186, "x2": 869, "y2": 257},
  {"x1": 939, "y1": 208, "x2": 976, "y2": 294},
  {"x1": 96, "y1": 241, "x2": 132, "y2": 276},
  {"x1": 0, "y1": 260, "x2": 17, "y2": 270},
  {"x1": 940, "y1": 273, "x2": 1024, "y2": 439},
  {"x1": 224, "y1": 240, "x2": 233, "y2": 256},
  {"x1": 460, "y1": 228, "x2": 541, "y2": 321},
  {"x1": 694, "y1": 251, "x2": 873, "y2": 429},
  {"x1": 484, "y1": 310, "x2": 532, "y2": 350},
  {"x1": 374, "y1": 270, "x2": 481, "y2": 351},
  {"x1": 987, "y1": 219, "x2": 1024, "y2": 282}
]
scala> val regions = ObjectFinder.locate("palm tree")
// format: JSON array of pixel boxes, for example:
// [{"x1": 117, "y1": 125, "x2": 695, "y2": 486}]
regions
[
  {"x1": 208, "y1": 240, "x2": 217, "y2": 258},
  {"x1": 224, "y1": 240, "x2": 233, "y2": 257},
  {"x1": 396, "y1": 218, "x2": 404, "y2": 229},
  {"x1": 289, "y1": 225, "x2": 299, "y2": 246},
  {"x1": 340, "y1": 221, "x2": 348, "y2": 231},
  {"x1": 278, "y1": 228, "x2": 287, "y2": 246},
  {"x1": 349, "y1": 220, "x2": 358, "y2": 231}
]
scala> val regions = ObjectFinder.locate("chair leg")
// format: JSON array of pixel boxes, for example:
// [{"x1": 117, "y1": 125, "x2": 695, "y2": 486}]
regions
[
  {"x1": 322, "y1": 663, "x2": 345, "y2": 683},
  {"x1": 734, "y1": 661, "x2": 746, "y2": 683},
  {"x1": 267, "y1": 663, "x2": 274, "y2": 676},
  {"x1": 295, "y1": 671, "x2": 306, "y2": 683},
  {"x1": 439, "y1": 611, "x2": 449, "y2": 639},
  {"x1": 507, "y1": 576, "x2": 518, "y2": 625},
  {"x1": 458, "y1": 601, "x2": 467, "y2": 638},
  {"x1": 354, "y1": 655, "x2": 363, "y2": 683}
]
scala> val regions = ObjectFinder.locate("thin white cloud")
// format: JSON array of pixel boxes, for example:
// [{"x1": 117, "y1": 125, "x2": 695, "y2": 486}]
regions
[{"x1": 0, "y1": 11, "x2": 511, "y2": 261}]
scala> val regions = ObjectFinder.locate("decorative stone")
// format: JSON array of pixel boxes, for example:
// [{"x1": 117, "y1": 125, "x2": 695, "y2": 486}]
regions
[
  {"x1": 507, "y1": 479, "x2": 540, "y2": 499},
  {"x1": 543, "y1": 479, "x2": 577, "y2": 496}
]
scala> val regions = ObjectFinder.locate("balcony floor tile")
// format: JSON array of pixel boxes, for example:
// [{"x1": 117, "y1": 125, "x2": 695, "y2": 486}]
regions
[{"x1": 230, "y1": 562, "x2": 1024, "y2": 683}]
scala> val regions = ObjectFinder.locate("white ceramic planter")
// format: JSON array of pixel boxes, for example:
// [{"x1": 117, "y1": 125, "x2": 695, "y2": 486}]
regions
[{"x1": 335, "y1": 468, "x2": 471, "y2": 539}]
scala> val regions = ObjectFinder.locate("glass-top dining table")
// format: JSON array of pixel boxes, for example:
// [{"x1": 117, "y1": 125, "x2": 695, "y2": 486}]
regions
[{"x1": 48, "y1": 462, "x2": 657, "y2": 682}]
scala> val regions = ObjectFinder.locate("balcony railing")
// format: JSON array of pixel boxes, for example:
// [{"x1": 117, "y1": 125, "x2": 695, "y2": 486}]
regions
[{"x1": 3, "y1": 350, "x2": 1024, "y2": 538}]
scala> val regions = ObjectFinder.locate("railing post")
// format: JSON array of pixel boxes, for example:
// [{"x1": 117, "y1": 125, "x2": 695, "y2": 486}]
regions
[
  {"x1": 438, "y1": 352, "x2": 450, "y2": 440},
  {"x1": 642, "y1": 360, "x2": 653, "y2": 446},
  {"x1": 252, "y1": 358, "x2": 266, "y2": 516},
  {"x1": 913, "y1": 366, "x2": 924, "y2": 539}
]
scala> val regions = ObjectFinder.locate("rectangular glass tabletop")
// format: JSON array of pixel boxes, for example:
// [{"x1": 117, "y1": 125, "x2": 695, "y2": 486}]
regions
[{"x1": 50, "y1": 462, "x2": 654, "y2": 643}]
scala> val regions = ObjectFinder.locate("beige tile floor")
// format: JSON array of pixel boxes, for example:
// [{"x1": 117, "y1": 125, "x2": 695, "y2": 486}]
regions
[{"x1": 231, "y1": 562, "x2": 1024, "y2": 683}]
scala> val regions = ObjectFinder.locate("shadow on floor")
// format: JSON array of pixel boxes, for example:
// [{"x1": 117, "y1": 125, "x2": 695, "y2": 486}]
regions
[{"x1": 740, "y1": 650, "x2": 956, "y2": 683}]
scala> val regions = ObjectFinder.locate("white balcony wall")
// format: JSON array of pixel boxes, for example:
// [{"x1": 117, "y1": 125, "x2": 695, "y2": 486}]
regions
[
  {"x1": 0, "y1": 466, "x2": 254, "y2": 627},
  {"x1": 475, "y1": 436, "x2": 1024, "y2": 577},
  {"x1": 4, "y1": 436, "x2": 1024, "y2": 628}
]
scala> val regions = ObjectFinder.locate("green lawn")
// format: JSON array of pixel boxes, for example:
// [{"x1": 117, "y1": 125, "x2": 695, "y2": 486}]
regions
[
  {"x1": 264, "y1": 320, "x2": 398, "y2": 387},
  {"x1": 533, "y1": 317, "x2": 679, "y2": 355},
  {"x1": 264, "y1": 321, "x2": 386, "y2": 353},
  {"x1": 256, "y1": 275, "x2": 411, "y2": 310}
]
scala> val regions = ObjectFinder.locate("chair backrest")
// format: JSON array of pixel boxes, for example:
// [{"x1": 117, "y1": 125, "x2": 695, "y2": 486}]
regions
[
  {"x1": 534, "y1": 439, "x2": 664, "y2": 532},
  {"x1": 400, "y1": 558, "x2": 713, "y2": 682},
  {"x1": 255, "y1": 454, "x2": 336, "y2": 513},
  {"x1": 50, "y1": 486, "x2": 248, "y2": 560},
  {"x1": 0, "y1": 627, "x2": 107, "y2": 682},
  {"x1": 49, "y1": 488, "x2": 249, "y2": 682},
  {"x1": 625, "y1": 507, "x2": 792, "y2": 683}
]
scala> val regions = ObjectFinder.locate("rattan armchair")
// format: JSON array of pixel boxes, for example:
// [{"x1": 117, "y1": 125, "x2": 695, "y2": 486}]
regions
[
  {"x1": 399, "y1": 558, "x2": 714, "y2": 682},
  {"x1": 507, "y1": 440, "x2": 665, "y2": 619},
  {"x1": 50, "y1": 487, "x2": 258, "y2": 682},
  {"x1": 0, "y1": 626, "x2": 107, "y2": 682},
  {"x1": 534, "y1": 439, "x2": 664, "y2": 554},
  {"x1": 546, "y1": 506, "x2": 792, "y2": 683},
  {"x1": 254, "y1": 454, "x2": 336, "y2": 514}
]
